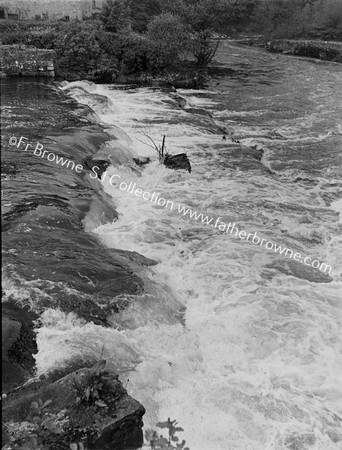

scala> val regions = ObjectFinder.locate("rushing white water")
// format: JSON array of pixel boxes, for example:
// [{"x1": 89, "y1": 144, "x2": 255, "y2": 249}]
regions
[{"x1": 35, "y1": 44, "x2": 342, "y2": 449}]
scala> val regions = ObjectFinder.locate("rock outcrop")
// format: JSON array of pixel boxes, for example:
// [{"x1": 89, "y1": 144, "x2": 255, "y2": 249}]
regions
[
  {"x1": 83, "y1": 156, "x2": 111, "y2": 179},
  {"x1": 133, "y1": 157, "x2": 151, "y2": 167},
  {"x1": 172, "y1": 76, "x2": 202, "y2": 89},
  {"x1": 2, "y1": 302, "x2": 38, "y2": 392},
  {"x1": 164, "y1": 153, "x2": 192, "y2": 173},
  {"x1": 2, "y1": 361, "x2": 145, "y2": 450}
]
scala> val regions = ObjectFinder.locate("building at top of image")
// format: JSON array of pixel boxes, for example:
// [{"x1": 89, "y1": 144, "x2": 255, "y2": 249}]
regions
[{"x1": 0, "y1": 0, "x2": 106, "y2": 21}]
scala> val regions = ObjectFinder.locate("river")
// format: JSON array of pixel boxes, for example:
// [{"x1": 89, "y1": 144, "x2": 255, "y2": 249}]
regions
[{"x1": 2, "y1": 41, "x2": 342, "y2": 450}]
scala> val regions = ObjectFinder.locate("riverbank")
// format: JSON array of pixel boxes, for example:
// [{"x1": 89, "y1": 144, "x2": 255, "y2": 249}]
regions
[
  {"x1": 266, "y1": 39, "x2": 342, "y2": 62},
  {"x1": 1, "y1": 78, "x2": 152, "y2": 449}
]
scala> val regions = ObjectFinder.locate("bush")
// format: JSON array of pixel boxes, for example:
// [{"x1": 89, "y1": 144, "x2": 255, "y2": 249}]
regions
[
  {"x1": 55, "y1": 22, "x2": 117, "y2": 80},
  {"x1": 104, "y1": 32, "x2": 153, "y2": 74},
  {"x1": 130, "y1": 0, "x2": 161, "y2": 32},
  {"x1": 101, "y1": 0, "x2": 131, "y2": 32},
  {"x1": 147, "y1": 13, "x2": 191, "y2": 69},
  {"x1": 191, "y1": 29, "x2": 221, "y2": 67},
  {"x1": 0, "y1": 30, "x2": 58, "y2": 48},
  {"x1": 0, "y1": 20, "x2": 57, "y2": 33}
]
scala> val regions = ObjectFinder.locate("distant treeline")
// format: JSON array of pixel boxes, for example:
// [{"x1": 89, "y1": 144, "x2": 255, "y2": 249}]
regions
[
  {"x1": 0, "y1": 0, "x2": 341, "y2": 81},
  {"x1": 122, "y1": 0, "x2": 342, "y2": 40},
  {"x1": 253, "y1": 0, "x2": 342, "y2": 40}
]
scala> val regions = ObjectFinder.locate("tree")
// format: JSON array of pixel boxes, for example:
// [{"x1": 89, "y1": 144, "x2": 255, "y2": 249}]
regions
[
  {"x1": 55, "y1": 22, "x2": 117, "y2": 80},
  {"x1": 101, "y1": 0, "x2": 131, "y2": 33},
  {"x1": 160, "y1": 0, "x2": 260, "y2": 33},
  {"x1": 252, "y1": 0, "x2": 342, "y2": 39},
  {"x1": 129, "y1": 0, "x2": 161, "y2": 32},
  {"x1": 312, "y1": 0, "x2": 342, "y2": 38},
  {"x1": 147, "y1": 13, "x2": 191, "y2": 68},
  {"x1": 56, "y1": 22, "x2": 104, "y2": 73},
  {"x1": 157, "y1": 0, "x2": 227, "y2": 67}
]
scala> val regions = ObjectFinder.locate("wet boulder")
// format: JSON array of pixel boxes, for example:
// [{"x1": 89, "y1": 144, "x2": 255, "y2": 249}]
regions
[
  {"x1": 2, "y1": 361, "x2": 145, "y2": 450},
  {"x1": 133, "y1": 157, "x2": 151, "y2": 167},
  {"x1": 164, "y1": 153, "x2": 191, "y2": 173},
  {"x1": 2, "y1": 302, "x2": 38, "y2": 392},
  {"x1": 83, "y1": 156, "x2": 111, "y2": 179}
]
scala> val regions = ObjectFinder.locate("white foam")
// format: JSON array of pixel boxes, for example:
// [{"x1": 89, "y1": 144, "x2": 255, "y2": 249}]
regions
[{"x1": 46, "y1": 81, "x2": 342, "y2": 449}]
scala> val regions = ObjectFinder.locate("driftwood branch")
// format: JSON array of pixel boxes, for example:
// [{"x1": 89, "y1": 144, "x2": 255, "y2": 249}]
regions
[
  {"x1": 138, "y1": 131, "x2": 168, "y2": 163},
  {"x1": 135, "y1": 132, "x2": 191, "y2": 172}
]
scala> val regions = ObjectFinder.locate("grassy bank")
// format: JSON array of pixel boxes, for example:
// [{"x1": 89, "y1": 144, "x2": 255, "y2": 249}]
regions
[{"x1": 266, "y1": 39, "x2": 342, "y2": 62}]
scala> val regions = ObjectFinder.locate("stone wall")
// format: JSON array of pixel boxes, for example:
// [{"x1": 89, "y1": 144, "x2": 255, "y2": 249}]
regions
[
  {"x1": 0, "y1": 45, "x2": 55, "y2": 77},
  {"x1": 0, "y1": 0, "x2": 105, "y2": 21}
]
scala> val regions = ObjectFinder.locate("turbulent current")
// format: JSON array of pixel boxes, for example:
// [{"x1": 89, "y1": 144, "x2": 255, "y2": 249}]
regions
[{"x1": 2, "y1": 41, "x2": 342, "y2": 449}]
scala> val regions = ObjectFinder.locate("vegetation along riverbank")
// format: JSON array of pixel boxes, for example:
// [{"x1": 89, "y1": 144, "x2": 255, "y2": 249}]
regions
[{"x1": 1, "y1": 0, "x2": 341, "y2": 83}]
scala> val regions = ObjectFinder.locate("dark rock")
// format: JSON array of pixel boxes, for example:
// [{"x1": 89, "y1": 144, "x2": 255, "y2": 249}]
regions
[
  {"x1": 185, "y1": 107, "x2": 213, "y2": 118},
  {"x1": 172, "y1": 77, "x2": 201, "y2": 89},
  {"x1": 170, "y1": 94, "x2": 187, "y2": 108},
  {"x1": 3, "y1": 227, "x2": 144, "y2": 325},
  {"x1": 1, "y1": 161, "x2": 17, "y2": 177},
  {"x1": 2, "y1": 303, "x2": 38, "y2": 392},
  {"x1": 2, "y1": 361, "x2": 145, "y2": 450},
  {"x1": 111, "y1": 249, "x2": 158, "y2": 267},
  {"x1": 83, "y1": 156, "x2": 111, "y2": 179},
  {"x1": 164, "y1": 153, "x2": 192, "y2": 173},
  {"x1": 218, "y1": 145, "x2": 272, "y2": 174},
  {"x1": 133, "y1": 157, "x2": 151, "y2": 167},
  {"x1": 247, "y1": 145, "x2": 264, "y2": 161}
]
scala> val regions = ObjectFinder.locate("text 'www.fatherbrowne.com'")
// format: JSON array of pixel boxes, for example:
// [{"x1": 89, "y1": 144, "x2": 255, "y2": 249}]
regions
[
  {"x1": 103, "y1": 172, "x2": 333, "y2": 276},
  {"x1": 177, "y1": 205, "x2": 332, "y2": 275},
  {"x1": 8, "y1": 136, "x2": 333, "y2": 276}
]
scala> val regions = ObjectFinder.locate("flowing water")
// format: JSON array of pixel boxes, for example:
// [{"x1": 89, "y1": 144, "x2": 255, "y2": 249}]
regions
[{"x1": 2, "y1": 41, "x2": 342, "y2": 449}]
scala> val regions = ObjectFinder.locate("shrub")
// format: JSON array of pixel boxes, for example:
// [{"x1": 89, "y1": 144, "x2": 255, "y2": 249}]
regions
[
  {"x1": 54, "y1": 22, "x2": 117, "y2": 80},
  {"x1": 104, "y1": 32, "x2": 153, "y2": 74},
  {"x1": 101, "y1": 0, "x2": 131, "y2": 32},
  {"x1": 130, "y1": 0, "x2": 161, "y2": 32},
  {"x1": 147, "y1": 13, "x2": 190, "y2": 68},
  {"x1": 0, "y1": 20, "x2": 57, "y2": 33},
  {"x1": 191, "y1": 29, "x2": 221, "y2": 67}
]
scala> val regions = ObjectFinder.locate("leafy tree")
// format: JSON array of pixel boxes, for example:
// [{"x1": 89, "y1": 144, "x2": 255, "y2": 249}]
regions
[
  {"x1": 160, "y1": 0, "x2": 260, "y2": 33},
  {"x1": 252, "y1": 0, "x2": 342, "y2": 39},
  {"x1": 157, "y1": 0, "x2": 226, "y2": 67},
  {"x1": 106, "y1": 32, "x2": 153, "y2": 74},
  {"x1": 160, "y1": 0, "x2": 222, "y2": 31},
  {"x1": 129, "y1": 0, "x2": 161, "y2": 32},
  {"x1": 55, "y1": 22, "x2": 117, "y2": 80},
  {"x1": 147, "y1": 13, "x2": 191, "y2": 68},
  {"x1": 312, "y1": 0, "x2": 342, "y2": 38},
  {"x1": 221, "y1": 0, "x2": 260, "y2": 31},
  {"x1": 56, "y1": 22, "x2": 103, "y2": 73},
  {"x1": 101, "y1": 0, "x2": 132, "y2": 32}
]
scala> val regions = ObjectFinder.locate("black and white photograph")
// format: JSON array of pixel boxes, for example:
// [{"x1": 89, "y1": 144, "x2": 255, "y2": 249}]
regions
[{"x1": 1, "y1": 1, "x2": 342, "y2": 449}]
